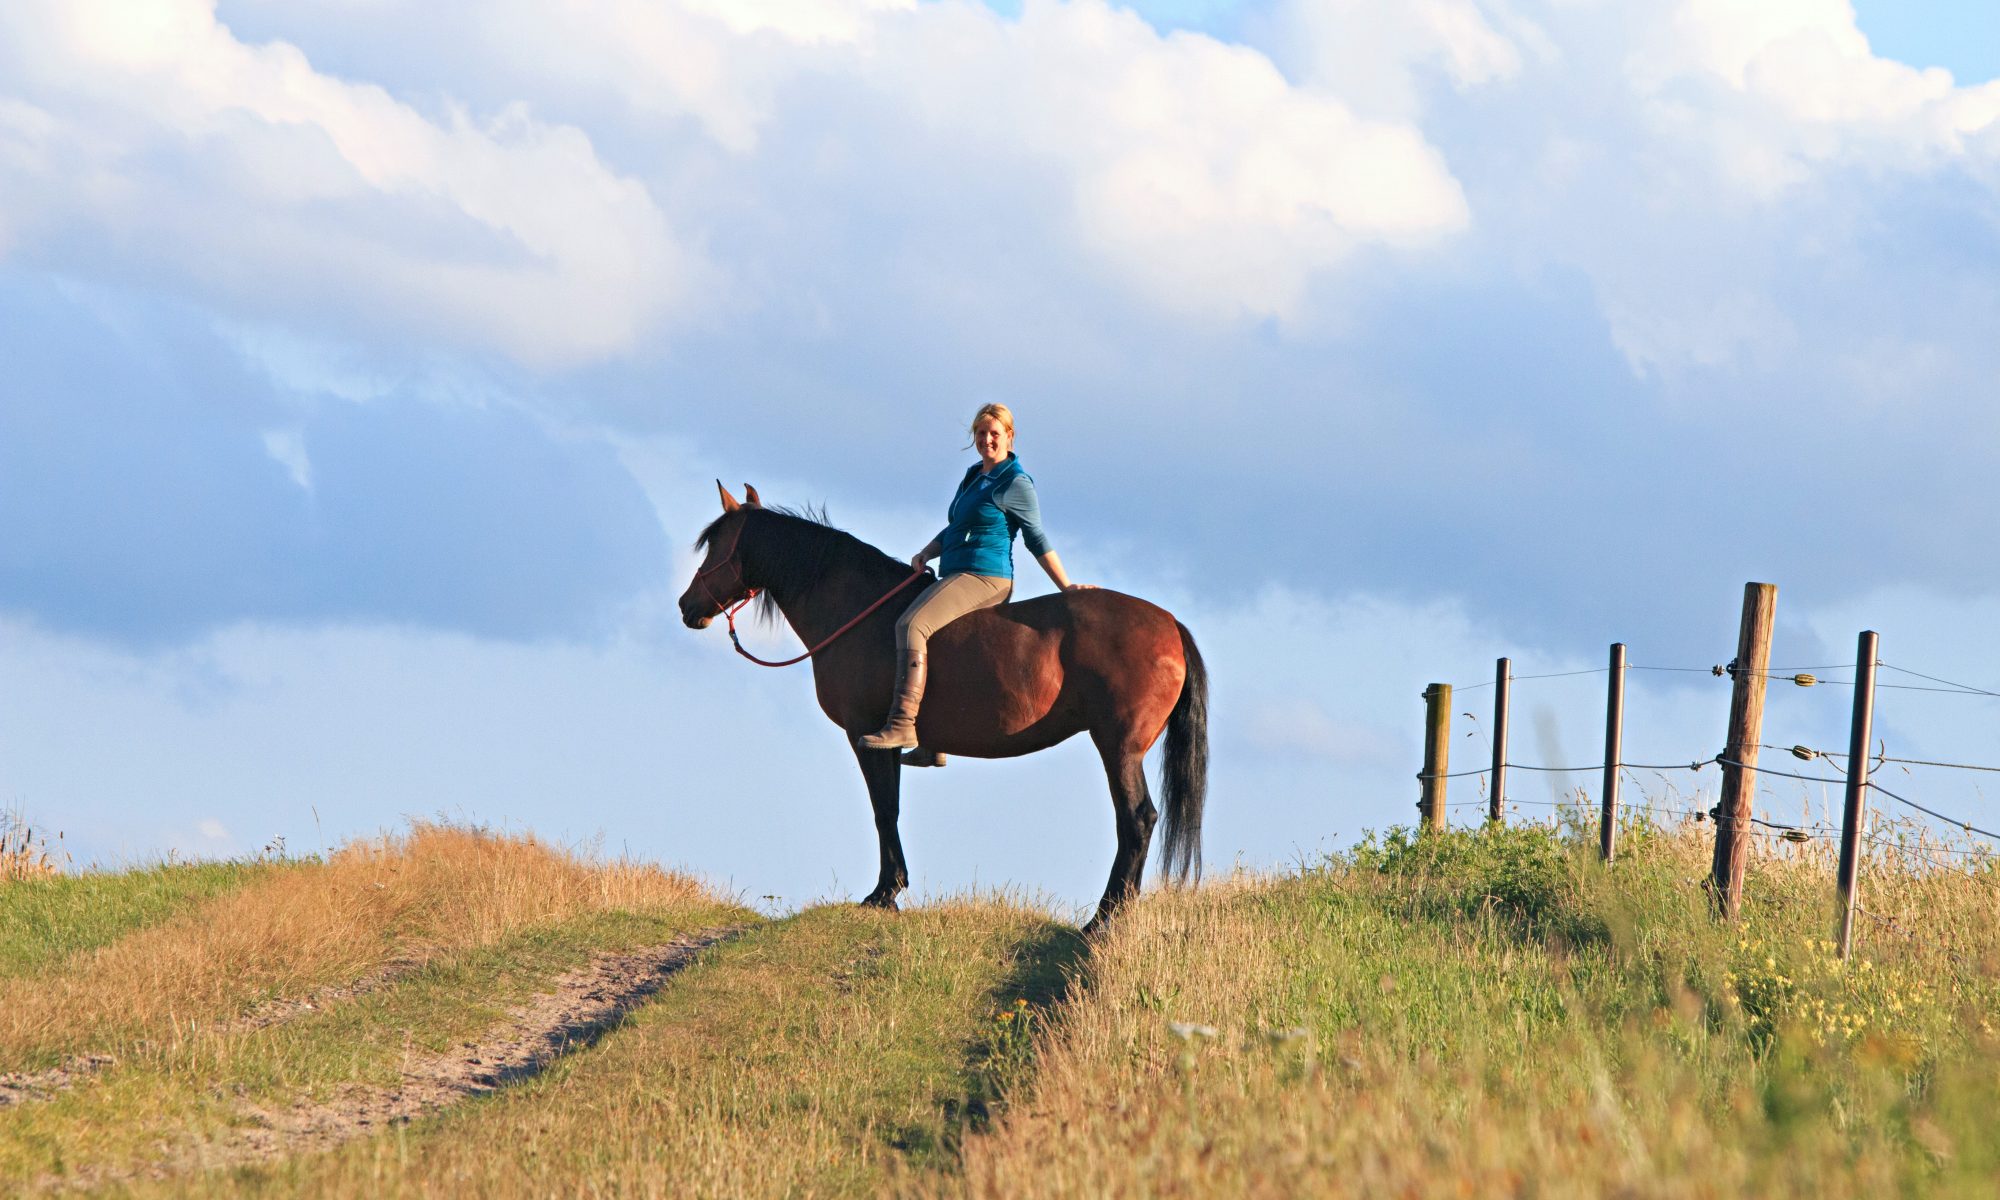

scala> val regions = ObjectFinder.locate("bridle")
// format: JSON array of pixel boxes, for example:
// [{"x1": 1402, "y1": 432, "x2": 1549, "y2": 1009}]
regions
[
  {"x1": 690, "y1": 516, "x2": 757, "y2": 617},
  {"x1": 691, "y1": 513, "x2": 929, "y2": 668}
]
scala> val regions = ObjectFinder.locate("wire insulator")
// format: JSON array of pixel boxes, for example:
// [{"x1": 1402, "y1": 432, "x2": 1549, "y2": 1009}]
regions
[{"x1": 1793, "y1": 673, "x2": 1817, "y2": 687}]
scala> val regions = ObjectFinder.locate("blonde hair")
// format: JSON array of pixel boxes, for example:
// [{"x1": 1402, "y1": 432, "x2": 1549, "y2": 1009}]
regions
[{"x1": 966, "y1": 403, "x2": 1015, "y2": 447}]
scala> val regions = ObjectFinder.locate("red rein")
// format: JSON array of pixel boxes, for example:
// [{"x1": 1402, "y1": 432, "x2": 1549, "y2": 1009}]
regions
[{"x1": 694, "y1": 521, "x2": 927, "y2": 668}]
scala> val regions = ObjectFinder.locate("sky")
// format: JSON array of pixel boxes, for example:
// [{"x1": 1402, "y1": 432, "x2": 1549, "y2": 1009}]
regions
[{"x1": 4, "y1": 0, "x2": 2000, "y2": 916}]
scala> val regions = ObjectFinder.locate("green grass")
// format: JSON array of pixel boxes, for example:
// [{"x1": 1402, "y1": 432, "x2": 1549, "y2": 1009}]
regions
[
  {"x1": 0, "y1": 862, "x2": 274, "y2": 979},
  {"x1": 959, "y1": 815, "x2": 2000, "y2": 1197}
]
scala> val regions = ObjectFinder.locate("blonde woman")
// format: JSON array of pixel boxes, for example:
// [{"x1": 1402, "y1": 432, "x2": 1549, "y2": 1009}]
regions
[{"x1": 860, "y1": 404, "x2": 1089, "y2": 762}]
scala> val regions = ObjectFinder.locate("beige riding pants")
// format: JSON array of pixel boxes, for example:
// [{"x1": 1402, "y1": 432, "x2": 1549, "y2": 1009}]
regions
[{"x1": 895, "y1": 572, "x2": 1012, "y2": 657}]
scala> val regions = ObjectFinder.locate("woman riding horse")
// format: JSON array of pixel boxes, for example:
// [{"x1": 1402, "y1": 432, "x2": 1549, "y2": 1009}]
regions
[
  {"x1": 679, "y1": 476, "x2": 1207, "y2": 927},
  {"x1": 859, "y1": 403, "x2": 1090, "y2": 765}
]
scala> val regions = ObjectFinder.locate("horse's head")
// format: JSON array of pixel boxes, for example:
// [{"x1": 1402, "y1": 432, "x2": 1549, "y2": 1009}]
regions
[{"x1": 679, "y1": 480, "x2": 764, "y2": 629}]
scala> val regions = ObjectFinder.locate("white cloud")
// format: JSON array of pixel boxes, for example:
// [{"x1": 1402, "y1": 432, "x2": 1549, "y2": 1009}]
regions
[
  {"x1": 853, "y1": 1, "x2": 1465, "y2": 320},
  {"x1": 2, "y1": 0, "x2": 1471, "y2": 350},
  {"x1": 1020, "y1": 4, "x2": 1469, "y2": 316},
  {"x1": 678, "y1": 0, "x2": 916, "y2": 43},
  {"x1": 1260, "y1": 0, "x2": 1539, "y2": 120},
  {"x1": 9, "y1": 2, "x2": 2000, "y2": 889},
  {"x1": 1245, "y1": 1, "x2": 2000, "y2": 380},
  {"x1": 260, "y1": 428, "x2": 312, "y2": 492},
  {"x1": 441, "y1": 0, "x2": 1474, "y2": 320},
  {"x1": 0, "y1": 0, "x2": 700, "y2": 367},
  {"x1": 1637, "y1": 0, "x2": 2000, "y2": 185}
]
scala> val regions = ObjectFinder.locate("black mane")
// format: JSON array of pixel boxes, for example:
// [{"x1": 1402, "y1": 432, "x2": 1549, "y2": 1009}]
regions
[{"x1": 695, "y1": 505, "x2": 914, "y2": 625}]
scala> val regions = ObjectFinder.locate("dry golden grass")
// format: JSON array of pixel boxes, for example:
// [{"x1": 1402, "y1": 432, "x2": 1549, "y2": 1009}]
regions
[
  {"x1": 953, "y1": 813, "x2": 2000, "y2": 1199},
  {"x1": 0, "y1": 809, "x2": 67, "y2": 882},
  {"x1": 0, "y1": 822, "x2": 725, "y2": 1070}
]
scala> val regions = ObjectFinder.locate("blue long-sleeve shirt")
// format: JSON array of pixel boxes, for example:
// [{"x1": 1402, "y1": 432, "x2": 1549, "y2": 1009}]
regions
[{"x1": 935, "y1": 453, "x2": 1051, "y2": 579}]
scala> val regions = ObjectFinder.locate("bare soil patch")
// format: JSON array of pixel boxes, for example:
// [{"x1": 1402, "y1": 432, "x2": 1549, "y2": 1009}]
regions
[
  {"x1": 0, "y1": 1056, "x2": 115, "y2": 1109},
  {"x1": 230, "y1": 957, "x2": 424, "y2": 1034}
]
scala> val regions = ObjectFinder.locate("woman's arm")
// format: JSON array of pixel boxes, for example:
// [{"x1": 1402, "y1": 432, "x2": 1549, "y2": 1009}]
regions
[
  {"x1": 1000, "y1": 476, "x2": 1089, "y2": 590},
  {"x1": 1038, "y1": 550, "x2": 1091, "y2": 591},
  {"x1": 910, "y1": 537, "x2": 943, "y2": 571}
]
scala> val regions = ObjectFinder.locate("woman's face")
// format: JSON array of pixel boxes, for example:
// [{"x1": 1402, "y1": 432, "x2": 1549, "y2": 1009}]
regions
[{"x1": 974, "y1": 417, "x2": 1013, "y2": 464}]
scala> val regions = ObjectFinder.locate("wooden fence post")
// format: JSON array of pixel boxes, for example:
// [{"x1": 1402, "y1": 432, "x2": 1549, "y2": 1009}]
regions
[
  {"x1": 1490, "y1": 658, "x2": 1510, "y2": 824},
  {"x1": 1837, "y1": 630, "x2": 1879, "y2": 959},
  {"x1": 1711, "y1": 582, "x2": 1777, "y2": 919},
  {"x1": 1600, "y1": 642, "x2": 1627, "y2": 862},
  {"x1": 1420, "y1": 683, "x2": 1451, "y2": 833}
]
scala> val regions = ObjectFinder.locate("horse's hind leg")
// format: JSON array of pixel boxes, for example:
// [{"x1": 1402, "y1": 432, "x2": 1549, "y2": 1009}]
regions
[
  {"x1": 1085, "y1": 730, "x2": 1158, "y2": 934},
  {"x1": 851, "y1": 742, "x2": 908, "y2": 910}
]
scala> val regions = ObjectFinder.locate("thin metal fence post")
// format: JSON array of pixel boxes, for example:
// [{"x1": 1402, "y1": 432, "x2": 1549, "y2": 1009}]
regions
[
  {"x1": 1490, "y1": 658, "x2": 1510, "y2": 824},
  {"x1": 1601, "y1": 643, "x2": 1627, "y2": 862},
  {"x1": 1837, "y1": 630, "x2": 1879, "y2": 959}
]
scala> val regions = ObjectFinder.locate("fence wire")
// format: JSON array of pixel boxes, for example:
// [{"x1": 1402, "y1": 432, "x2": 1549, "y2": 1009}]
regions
[
  {"x1": 1424, "y1": 656, "x2": 2000, "y2": 908},
  {"x1": 1879, "y1": 662, "x2": 2000, "y2": 698}
]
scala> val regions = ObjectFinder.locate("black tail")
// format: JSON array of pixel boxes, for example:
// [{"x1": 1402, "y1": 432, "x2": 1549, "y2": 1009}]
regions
[{"x1": 1157, "y1": 621, "x2": 1209, "y2": 885}]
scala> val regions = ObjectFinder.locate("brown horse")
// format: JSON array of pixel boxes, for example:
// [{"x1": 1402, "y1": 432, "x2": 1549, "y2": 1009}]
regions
[{"x1": 678, "y1": 483, "x2": 1208, "y2": 929}]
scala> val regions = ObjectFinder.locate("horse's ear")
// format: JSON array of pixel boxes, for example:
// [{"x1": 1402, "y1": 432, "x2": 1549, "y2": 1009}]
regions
[
  {"x1": 743, "y1": 483, "x2": 762, "y2": 508},
  {"x1": 717, "y1": 480, "x2": 740, "y2": 513}
]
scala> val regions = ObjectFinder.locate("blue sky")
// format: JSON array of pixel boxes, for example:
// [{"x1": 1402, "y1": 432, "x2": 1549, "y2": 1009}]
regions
[
  {"x1": 1851, "y1": 1, "x2": 2000, "y2": 83},
  {"x1": 1062, "y1": 1, "x2": 2000, "y2": 84},
  {"x1": 5, "y1": 0, "x2": 2000, "y2": 914}
]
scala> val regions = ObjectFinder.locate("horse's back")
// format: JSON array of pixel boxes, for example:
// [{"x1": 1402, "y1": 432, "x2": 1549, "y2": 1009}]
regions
[
  {"x1": 919, "y1": 588, "x2": 1187, "y2": 757},
  {"x1": 936, "y1": 587, "x2": 1179, "y2": 659}
]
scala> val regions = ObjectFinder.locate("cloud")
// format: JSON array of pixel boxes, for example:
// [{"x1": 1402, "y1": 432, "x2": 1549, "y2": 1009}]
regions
[
  {"x1": 891, "y1": 1, "x2": 1470, "y2": 319},
  {"x1": 203, "y1": 0, "x2": 1468, "y2": 327},
  {"x1": 8, "y1": 0, "x2": 2000, "y2": 659},
  {"x1": 7, "y1": 0, "x2": 2000, "y2": 902},
  {"x1": 0, "y1": 274, "x2": 669, "y2": 645},
  {"x1": 0, "y1": 0, "x2": 700, "y2": 367},
  {"x1": 1257, "y1": 0, "x2": 1539, "y2": 120}
]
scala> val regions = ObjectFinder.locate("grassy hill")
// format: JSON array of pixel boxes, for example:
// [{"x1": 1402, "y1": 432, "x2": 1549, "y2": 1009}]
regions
[{"x1": 3, "y1": 814, "x2": 1996, "y2": 1196}]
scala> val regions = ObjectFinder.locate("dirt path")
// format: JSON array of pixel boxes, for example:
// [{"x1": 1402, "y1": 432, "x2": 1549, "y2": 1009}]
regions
[
  {"x1": 0, "y1": 1056, "x2": 116, "y2": 1109},
  {"x1": 44, "y1": 927, "x2": 742, "y2": 1191}
]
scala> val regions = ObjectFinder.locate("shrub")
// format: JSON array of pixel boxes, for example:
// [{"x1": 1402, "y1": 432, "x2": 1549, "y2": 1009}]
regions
[{"x1": 1347, "y1": 822, "x2": 1608, "y2": 946}]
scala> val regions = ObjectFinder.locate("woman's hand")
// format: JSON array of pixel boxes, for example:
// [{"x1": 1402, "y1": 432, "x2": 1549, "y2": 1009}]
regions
[
  {"x1": 1063, "y1": 583, "x2": 1095, "y2": 591},
  {"x1": 910, "y1": 551, "x2": 930, "y2": 571}
]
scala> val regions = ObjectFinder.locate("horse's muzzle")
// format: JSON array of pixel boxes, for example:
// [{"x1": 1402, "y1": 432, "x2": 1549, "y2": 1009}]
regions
[{"x1": 684, "y1": 613, "x2": 714, "y2": 630}]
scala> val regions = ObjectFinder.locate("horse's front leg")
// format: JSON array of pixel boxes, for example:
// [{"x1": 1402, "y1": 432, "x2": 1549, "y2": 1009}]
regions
[{"x1": 850, "y1": 741, "x2": 908, "y2": 910}]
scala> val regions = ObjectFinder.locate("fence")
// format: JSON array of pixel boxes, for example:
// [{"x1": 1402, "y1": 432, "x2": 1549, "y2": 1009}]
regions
[{"x1": 1417, "y1": 581, "x2": 2000, "y2": 959}]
